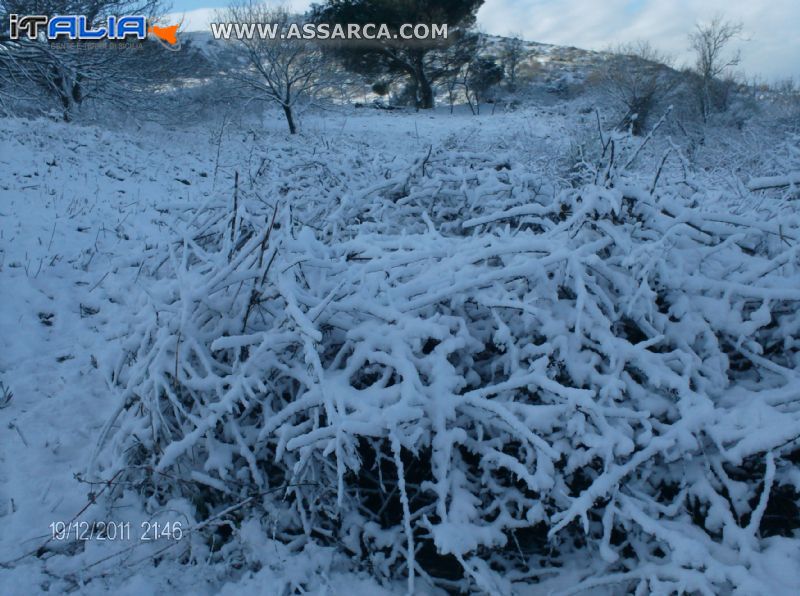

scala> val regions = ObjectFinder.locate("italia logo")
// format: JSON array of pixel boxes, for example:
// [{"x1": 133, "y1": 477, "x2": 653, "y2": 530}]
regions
[{"x1": 8, "y1": 14, "x2": 181, "y2": 50}]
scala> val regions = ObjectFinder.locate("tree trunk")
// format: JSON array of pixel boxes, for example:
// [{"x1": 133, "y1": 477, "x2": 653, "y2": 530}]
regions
[
  {"x1": 464, "y1": 85, "x2": 475, "y2": 115},
  {"x1": 282, "y1": 104, "x2": 297, "y2": 134},
  {"x1": 417, "y1": 73, "x2": 434, "y2": 109},
  {"x1": 52, "y1": 66, "x2": 78, "y2": 122},
  {"x1": 411, "y1": 55, "x2": 434, "y2": 110}
]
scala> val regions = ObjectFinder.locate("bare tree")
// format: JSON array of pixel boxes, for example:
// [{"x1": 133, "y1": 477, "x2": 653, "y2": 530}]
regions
[
  {"x1": 688, "y1": 15, "x2": 743, "y2": 121},
  {"x1": 440, "y1": 32, "x2": 502, "y2": 115},
  {"x1": 599, "y1": 41, "x2": 677, "y2": 135},
  {"x1": 436, "y1": 30, "x2": 479, "y2": 113},
  {"x1": 499, "y1": 33, "x2": 524, "y2": 92},
  {"x1": 216, "y1": 2, "x2": 326, "y2": 134},
  {"x1": 464, "y1": 55, "x2": 502, "y2": 114}
]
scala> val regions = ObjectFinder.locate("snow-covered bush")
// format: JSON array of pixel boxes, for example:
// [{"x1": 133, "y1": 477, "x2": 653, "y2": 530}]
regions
[
  {"x1": 91, "y1": 132, "x2": 800, "y2": 593},
  {"x1": 746, "y1": 132, "x2": 800, "y2": 201}
]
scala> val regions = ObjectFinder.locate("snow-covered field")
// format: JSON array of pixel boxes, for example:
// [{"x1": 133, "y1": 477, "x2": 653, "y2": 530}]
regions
[{"x1": 1, "y1": 104, "x2": 799, "y2": 594}]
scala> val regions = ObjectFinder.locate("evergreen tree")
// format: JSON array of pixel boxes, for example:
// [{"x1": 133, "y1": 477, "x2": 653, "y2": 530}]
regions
[{"x1": 314, "y1": 0, "x2": 483, "y2": 109}]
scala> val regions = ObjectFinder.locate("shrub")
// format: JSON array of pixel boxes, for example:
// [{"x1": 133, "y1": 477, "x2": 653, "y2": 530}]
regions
[{"x1": 91, "y1": 135, "x2": 800, "y2": 593}]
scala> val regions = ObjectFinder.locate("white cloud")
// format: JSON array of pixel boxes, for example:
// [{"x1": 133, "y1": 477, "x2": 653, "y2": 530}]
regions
[{"x1": 477, "y1": 0, "x2": 800, "y2": 81}]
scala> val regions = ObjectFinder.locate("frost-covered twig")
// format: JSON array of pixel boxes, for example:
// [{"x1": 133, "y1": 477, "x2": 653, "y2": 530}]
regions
[{"x1": 90, "y1": 136, "x2": 800, "y2": 594}]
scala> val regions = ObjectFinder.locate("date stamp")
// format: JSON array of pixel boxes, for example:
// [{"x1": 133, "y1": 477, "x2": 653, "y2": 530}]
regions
[{"x1": 49, "y1": 520, "x2": 184, "y2": 542}]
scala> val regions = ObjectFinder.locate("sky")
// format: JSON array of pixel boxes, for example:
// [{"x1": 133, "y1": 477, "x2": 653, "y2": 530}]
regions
[{"x1": 166, "y1": 0, "x2": 799, "y2": 82}]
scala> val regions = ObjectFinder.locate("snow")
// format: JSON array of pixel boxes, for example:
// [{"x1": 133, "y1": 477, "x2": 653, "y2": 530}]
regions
[
  {"x1": 1, "y1": 102, "x2": 799, "y2": 594},
  {"x1": 747, "y1": 171, "x2": 800, "y2": 191}
]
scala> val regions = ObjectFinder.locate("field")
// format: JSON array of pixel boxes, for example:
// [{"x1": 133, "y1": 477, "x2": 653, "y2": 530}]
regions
[{"x1": 1, "y1": 99, "x2": 799, "y2": 594}]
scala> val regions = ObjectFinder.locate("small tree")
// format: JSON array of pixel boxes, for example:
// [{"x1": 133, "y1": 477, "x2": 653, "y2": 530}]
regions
[
  {"x1": 465, "y1": 56, "x2": 502, "y2": 114},
  {"x1": 499, "y1": 34, "x2": 524, "y2": 92},
  {"x1": 437, "y1": 29, "x2": 479, "y2": 113},
  {"x1": 217, "y1": 2, "x2": 326, "y2": 134},
  {"x1": 600, "y1": 41, "x2": 677, "y2": 135},
  {"x1": 688, "y1": 15, "x2": 743, "y2": 121}
]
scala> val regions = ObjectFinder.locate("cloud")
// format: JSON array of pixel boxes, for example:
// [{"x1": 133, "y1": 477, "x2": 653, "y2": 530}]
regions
[{"x1": 477, "y1": 0, "x2": 799, "y2": 81}]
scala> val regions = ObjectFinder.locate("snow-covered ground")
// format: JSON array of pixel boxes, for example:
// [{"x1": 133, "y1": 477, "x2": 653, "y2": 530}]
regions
[
  {"x1": 1, "y1": 104, "x2": 799, "y2": 594},
  {"x1": 0, "y1": 110, "x2": 539, "y2": 594}
]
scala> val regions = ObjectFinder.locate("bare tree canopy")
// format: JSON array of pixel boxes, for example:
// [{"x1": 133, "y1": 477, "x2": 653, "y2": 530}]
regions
[
  {"x1": 216, "y1": 2, "x2": 327, "y2": 134},
  {"x1": 599, "y1": 40, "x2": 677, "y2": 135},
  {"x1": 499, "y1": 34, "x2": 524, "y2": 92},
  {"x1": 688, "y1": 15, "x2": 743, "y2": 121}
]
